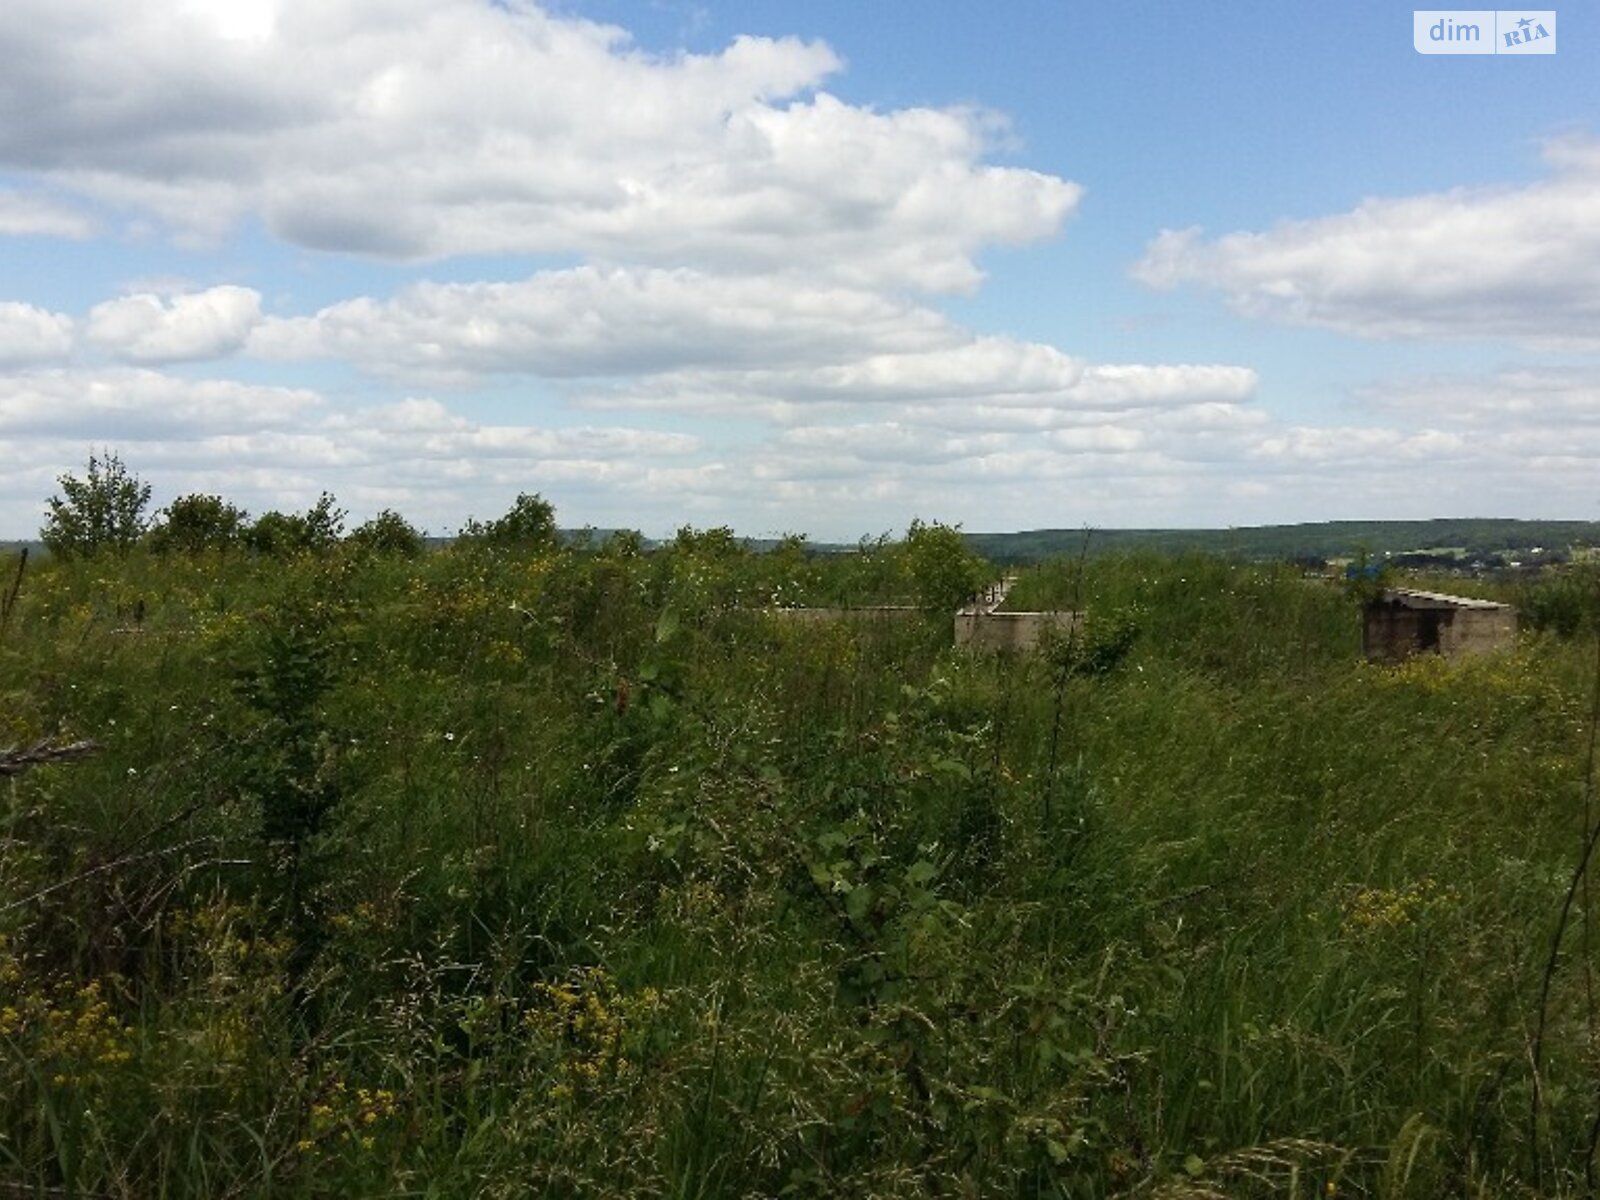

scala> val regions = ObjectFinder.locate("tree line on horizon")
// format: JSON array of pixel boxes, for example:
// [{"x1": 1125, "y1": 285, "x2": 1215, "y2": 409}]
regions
[
  {"x1": 28, "y1": 450, "x2": 1600, "y2": 569},
  {"x1": 968, "y1": 519, "x2": 1600, "y2": 565},
  {"x1": 32, "y1": 450, "x2": 589, "y2": 562},
  {"x1": 22, "y1": 451, "x2": 995, "y2": 615}
]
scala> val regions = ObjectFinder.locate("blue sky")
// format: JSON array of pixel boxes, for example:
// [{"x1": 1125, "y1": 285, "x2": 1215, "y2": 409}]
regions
[{"x1": 0, "y1": 0, "x2": 1596, "y2": 539}]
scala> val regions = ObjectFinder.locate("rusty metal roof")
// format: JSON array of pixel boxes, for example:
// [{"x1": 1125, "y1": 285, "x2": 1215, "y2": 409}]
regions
[{"x1": 1378, "y1": 588, "x2": 1509, "y2": 611}]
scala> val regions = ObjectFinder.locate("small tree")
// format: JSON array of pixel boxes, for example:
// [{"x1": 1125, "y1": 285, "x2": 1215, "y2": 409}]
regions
[
  {"x1": 671, "y1": 525, "x2": 743, "y2": 559},
  {"x1": 245, "y1": 493, "x2": 346, "y2": 557},
  {"x1": 1342, "y1": 549, "x2": 1393, "y2": 607},
  {"x1": 147, "y1": 493, "x2": 249, "y2": 555},
  {"x1": 302, "y1": 493, "x2": 345, "y2": 550},
  {"x1": 602, "y1": 529, "x2": 645, "y2": 559},
  {"x1": 41, "y1": 451, "x2": 152, "y2": 559},
  {"x1": 348, "y1": 509, "x2": 424, "y2": 557},
  {"x1": 769, "y1": 533, "x2": 820, "y2": 606},
  {"x1": 462, "y1": 492, "x2": 558, "y2": 551},
  {"x1": 903, "y1": 518, "x2": 988, "y2": 613}
]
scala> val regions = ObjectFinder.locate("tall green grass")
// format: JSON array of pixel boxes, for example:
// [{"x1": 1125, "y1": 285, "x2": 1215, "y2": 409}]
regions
[{"x1": 1, "y1": 543, "x2": 1598, "y2": 1195}]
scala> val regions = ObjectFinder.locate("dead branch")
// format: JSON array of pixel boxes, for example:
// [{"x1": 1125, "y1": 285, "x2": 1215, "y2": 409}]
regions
[
  {"x1": 0, "y1": 738, "x2": 105, "y2": 777},
  {"x1": 0, "y1": 836, "x2": 220, "y2": 914},
  {"x1": 0, "y1": 546, "x2": 25, "y2": 643}
]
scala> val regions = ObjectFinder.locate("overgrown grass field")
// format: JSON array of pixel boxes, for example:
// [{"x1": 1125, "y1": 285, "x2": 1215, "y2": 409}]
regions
[{"x1": 3, "y1": 537, "x2": 1600, "y2": 1196}]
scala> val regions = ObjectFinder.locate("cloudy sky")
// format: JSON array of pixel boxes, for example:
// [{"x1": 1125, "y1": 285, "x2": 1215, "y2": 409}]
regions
[{"x1": 1, "y1": 0, "x2": 1597, "y2": 539}]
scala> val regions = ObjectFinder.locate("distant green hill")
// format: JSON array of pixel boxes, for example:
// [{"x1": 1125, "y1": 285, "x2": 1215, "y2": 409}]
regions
[
  {"x1": 11, "y1": 521, "x2": 1600, "y2": 567},
  {"x1": 963, "y1": 519, "x2": 1600, "y2": 564}
]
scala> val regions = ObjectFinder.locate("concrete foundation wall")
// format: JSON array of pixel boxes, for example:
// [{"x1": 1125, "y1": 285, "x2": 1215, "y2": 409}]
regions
[
  {"x1": 766, "y1": 605, "x2": 1080, "y2": 656},
  {"x1": 768, "y1": 606, "x2": 920, "y2": 624},
  {"x1": 1363, "y1": 606, "x2": 1426, "y2": 664},
  {"x1": 954, "y1": 611, "x2": 1080, "y2": 654},
  {"x1": 1438, "y1": 607, "x2": 1518, "y2": 658},
  {"x1": 1363, "y1": 598, "x2": 1517, "y2": 664}
]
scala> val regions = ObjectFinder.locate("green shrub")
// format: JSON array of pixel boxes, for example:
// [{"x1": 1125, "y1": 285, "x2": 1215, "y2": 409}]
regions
[
  {"x1": 461, "y1": 492, "x2": 558, "y2": 550},
  {"x1": 146, "y1": 493, "x2": 249, "y2": 554},
  {"x1": 40, "y1": 451, "x2": 151, "y2": 559},
  {"x1": 244, "y1": 493, "x2": 345, "y2": 556},
  {"x1": 348, "y1": 509, "x2": 424, "y2": 557}
]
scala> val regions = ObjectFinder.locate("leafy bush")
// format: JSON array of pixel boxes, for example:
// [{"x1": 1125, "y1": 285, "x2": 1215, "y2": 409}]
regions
[
  {"x1": 904, "y1": 517, "x2": 989, "y2": 612},
  {"x1": 146, "y1": 493, "x2": 249, "y2": 554},
  {"x1": 40, "y1": 451, "x2": 151, "y2": 559},
  {"x1": 244, "y1": 493, "x2": 346, "y2": 556},
  {"x1": 348, "y1": 509, "x2": 424, "y2": 557},
  {"x1": 1516, "y1": 567, "x2": 1600, "y2": 637},
  {"x1": 461, "y1": 492, "x2": 558, "y2": 550}
]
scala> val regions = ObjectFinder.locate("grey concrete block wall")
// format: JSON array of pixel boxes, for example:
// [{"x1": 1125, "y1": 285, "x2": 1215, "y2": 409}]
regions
[
  {"x1": 1362, "y1": 589, "x2": 1517, "y2": 664},
  {"x1": 1437, "y1": 607, "x2": 1518, "y2": 658},
  {"x1": 767, "y1": 606, "x2": 920, "y2": 624},
  {"x1": 953, "y1": 611, "x2": 1080, "y2": 653},
  {"x1": 766, "y1": 604, "x2": 1082, "y2": 655}
]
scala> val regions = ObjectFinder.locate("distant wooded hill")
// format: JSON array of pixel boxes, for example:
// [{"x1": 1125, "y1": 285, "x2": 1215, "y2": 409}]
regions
[
  {"x1": 961, "y1": 519, "x2": 1600, "y2": 564},
  {"x1": 13, "y1": 519, "x2": 1600, "y2": 567}
]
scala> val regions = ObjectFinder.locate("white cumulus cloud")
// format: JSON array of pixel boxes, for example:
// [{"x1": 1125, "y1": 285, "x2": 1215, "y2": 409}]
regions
[
  {"x1": 249, "y1": 268, "x2": 953, "y2": 380},
  {"x1": 1354, "y1": 368, "x2": 1600, "y2": 426},
  {"x1": 88, "y1": 286, "x2": 264, "y2": 363},
  {"x1": 0, "y1": 367, "x2": 317, "y2": 436},
  {"x1": 1133, "y1": 133, "x2": 1600, "y2": 348},
  {"x1": 0, "y1": 188, "x2": 94, "y2": 238},
  {"x1": 0, "y1": 302, "x2": 74, "y2": 366},
  {"x1": 243, "y1": 266, "x2": 1265, "y2": 425},
  {"x1": 0, "y1": 0, "x2": 1079, "y2": 289}
]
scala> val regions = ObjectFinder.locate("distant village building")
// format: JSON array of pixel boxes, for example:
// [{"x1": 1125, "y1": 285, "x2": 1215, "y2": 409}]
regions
[{"x1": 1362, "y1": 588, "x2": 1517, "y2": 664}]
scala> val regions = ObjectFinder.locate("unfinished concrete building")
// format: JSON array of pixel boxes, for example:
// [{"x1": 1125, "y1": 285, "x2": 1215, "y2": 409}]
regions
[
  {"x1": 1362, "y1": 588, "x2": 1517, "y2": 664},
  {"x1": 953, "y1": 609, "x2": 1081, "y2": 654}
]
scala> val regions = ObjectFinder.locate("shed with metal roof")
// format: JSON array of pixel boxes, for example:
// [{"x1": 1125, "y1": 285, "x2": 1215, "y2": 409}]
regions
[{"x1": 1362, "y1": 588, "x2": 1516, "y2": 664}]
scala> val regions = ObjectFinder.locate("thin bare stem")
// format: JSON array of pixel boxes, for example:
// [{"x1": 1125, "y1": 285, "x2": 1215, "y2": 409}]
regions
[
  {"x1": 0, "y1": 737, "x2": 103, "y2": 778},
  {"x1": 0, "y1": 546, "x2": 26, "y2": 644},
  {"x1": 1531, "y1": 606, "x2": 1600, "y2": 1183},
  {"x1": 1041, "y1": 527, "x2": 1092, "y2": 827}
]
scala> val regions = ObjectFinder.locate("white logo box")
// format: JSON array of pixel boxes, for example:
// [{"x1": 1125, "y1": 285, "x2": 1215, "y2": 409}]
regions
[{"x1": 1414, "y1": 10, "x2": 1556, "y2": 54}]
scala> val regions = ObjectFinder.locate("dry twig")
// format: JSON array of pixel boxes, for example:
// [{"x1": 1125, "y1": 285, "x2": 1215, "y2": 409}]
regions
[{"x1": 0, "y1": 737, "x2": 104, "y2": 777}]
